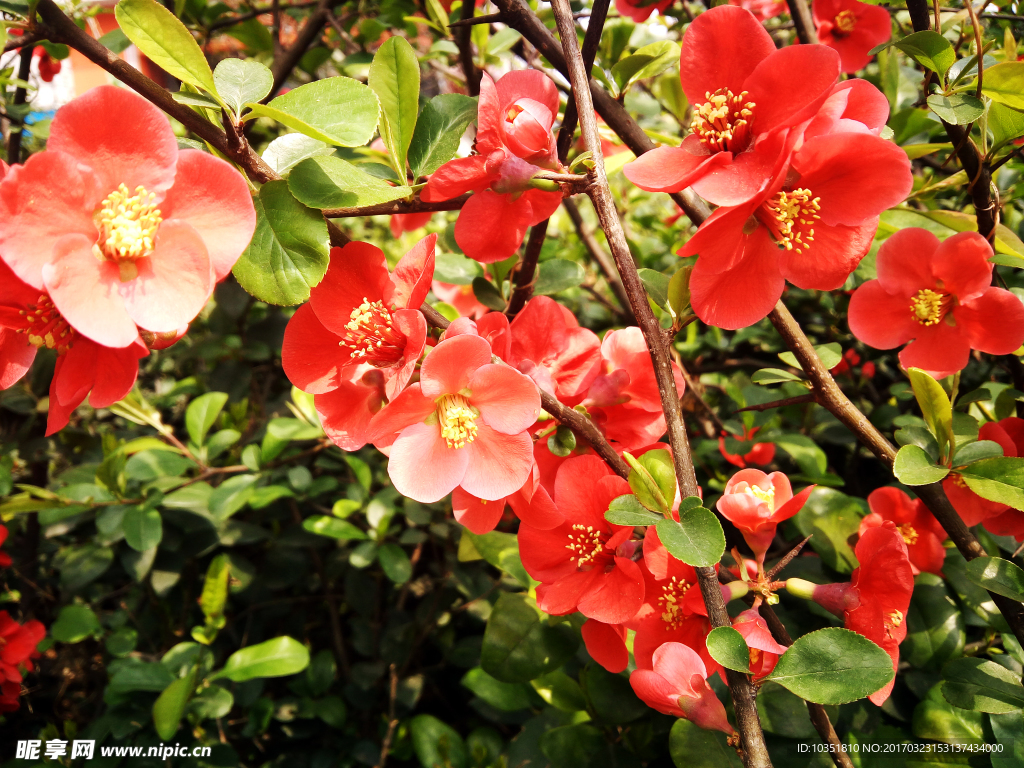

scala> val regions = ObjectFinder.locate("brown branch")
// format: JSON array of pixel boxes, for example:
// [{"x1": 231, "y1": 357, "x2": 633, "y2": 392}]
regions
[
  {"x1": 563, "y1": 198, "x2": 635, "y2": 322},
  {"x1": 455, "y1": 0, "x2": 482, "y2": 95},
  {"x1": 768, "y1": 299, "x2": 1024, "y2": 651},
  {"x1": 449, "y1": 11, "x2": 502, "y2": 27},
  {"x1": 506, "y1": 219, "x2": 548, "y2": 318},
  {"x1": 736, "y1": 393, "x2": 816, "y2": 413},
  {"x1": 266, "y1": 0, "x2": 339, "y2": 100},
  {"x1": 786, "y1": 0, "x2": 819, "y2": 44},
  {"x1": 323, "y1": 193, "x2": 471, "y2": 218},
  {"x1": 548, "y1": 1, "x2": 771, "y2": 765},
  {"x1": 490, "y1": 0, "x2": 712, "y2": 228},
  {"x1": 555, "y1": 0, "x2": 611, "y2": 162},
  {"x1": 3, "y1": 30, "x2": 46, "y2": 53},
  {"x1": 374, "y1": 664, "x2": 400, "y2": 768},
  {"x1": 419, "y1": 302, "x2": 631, "y2": 477},
  {"x1": 205, "y1": 1, "x2": 321, "y2": 33},
  {"x1": 6, "y1": 48, "x2": 32, "y2": 164}
]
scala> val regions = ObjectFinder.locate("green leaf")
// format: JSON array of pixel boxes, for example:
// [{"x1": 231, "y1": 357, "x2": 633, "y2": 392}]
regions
[
  {"x1": 579, "y1": 664, "x2": 648, "y2": 724},
  {"x1": 907, "y1": 367, "x2": 953, "y2": 460},
  {"x1": 98, "y1": 28, "x2": 133, "y2": 54},
  {"x1": 958, "y1": 457, "x2": 1024, "y2": 510},
  {"x1": 369, "y1": 36, "x2": 420, "y2": 178},
  {"x1": 199, "y1": 554, "x2": 230, "y2": 625},
  {"x1": 434, "y1": 251, "x2": 483, "y2": 285},
  {"x1": 535, "y1": 260, "x2": 585, "y2": 296},
  {"x1": 966, "y1": 557, "x2": 1024, "y2": 602},
  {"x1": 766, "y1": 628, "x2": 895, "y2": 705},
  {"x1": 638, "y1": 449, "x2": 677, "y2": 511},
  {"x1": 605, "y1": 494, "x2": 663, "y2": 526},
  {"x1": 990, "y1": 102, "x2": 1024, "y2": 146},
  {"x1": 481, "y1": 593, "x2": 578, "y2": 683},
  {"x1": 669, "y1": 718, "x2": 744, "y2": 768},
  {"x1": 706, "y1": 626, "x2": 752, "y2": 673},
  {"x1": 410, "y1": 714, "x2": 467, "y2": 768},
  {"x1": 123, "y1": 504, "x2": 163, "y2": 552},
  {"x1": 472, "y1": 277, "x2": 506, "y2": 311},
  {"x1": 893, "y1": 444, "x2": 950, "y2": 485},
  {"x1": 213, "y1": 58, "x2": 273, "y2": 115},
  {"x1": 461, "y1": 667, "x2": 534, "y2": 711},
  {"x1": 233, "y1": 180, "x2": 330, "y2": 306},
  {"x1": 378, "y1": 542, "x2": 413, "y2": 584},
  {"x1": 982, "y1": 62, "x2": 1024, "y2": 110},
  {"x1": 531, "y1": 670, "x2": 588, "y2": 712},
  {"x1": 208, "y1": 474, "x2": 258, "y2": 522},
  {"x1": 152, "y1": 668, "x2": 197, "y2": 741},
  {"x1": 51, "y1": 605, "x2": 100, "y2": 643},
  {"x1": 778, "y1": 342, "x2": 842, "y2": 371},
  {"x1": 610, "y1": 41, "x2": 680, "y2": 93},
  {"x1": 902, "y1": 573, "x2": 965, "y2": 671},
  {"x1": 654, "y1": 505, "x2": 725, "y2": 567},
  {"x1": 408, "y1": 94, "x2": 478, "y2": 179},
  {"x1": 894, "y1": 30, "x2": 956, "y2": 79},
  {"x1": 244, "y1": 77, "x2": 379, "y2": 147},
  {"x1": 302, "y1": 515, "x2": 368, "y2": 541},
  {"x1": 115, "y1": 0, "x2": 218, "y2": 96},
  {"x1": 637, "y1": 268, "x2": 670, "y2": 308},
  {"x1": 287, "y1": 156, "x2": 412, "y2": 210},
  {"x1": 751, "y1": 368, "x2": 804, "y2": 385},
  {"x1": 218, "y1": 636, "x2": 310, "y2": 682},
  {"x1": 773, "y1": 434, "x2": 828, "y2": 478},
  {"x1": 953, "y1": 440, "x2": 1004, "y2": 467},
  {"x1": 941, "y1": 657, "x2": 1024, "y2": 714},
  {"x1": 667, "y1": 265, "x2": 692, "y2": 319},
  {"x1": 171, "y1": 90, "x2": 221, "y2": 109},
  {"x1": 460, "y1": 530, "x2": 530, "y2": 587},
  {"x1": 186, "y1": 392, "x2": 228, "y2": 447},
  {"x1": 913, "y1": 682, "x2": 985, "y2": 744},
  {"x1": 926, "y1": 93, "x2": 985, "y2": 125},
  {"x1": 262, "y1": 134, "x2": 334, "y2": 176}
]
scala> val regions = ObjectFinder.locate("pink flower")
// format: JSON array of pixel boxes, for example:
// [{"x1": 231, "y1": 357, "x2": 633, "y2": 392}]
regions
[
  {"x1": 859, "y1": 487, "x2": 946, "y2": 576},
  {"x1": 716, "y1": 469, "x2": 814, "y2": 563},
  {"x1": 728, "y1": 0, "x2": 786, "y2": 22},
  {"x1": 629, "y1": 642, "x2": 733, "y2": 733},
  {"x1": 518, "y1": 455, "x2": 645, "y2": 624},
  {"x1": 432, "y1": 281, "x2": 489, "y2": 320},
  {"x1": 848, "y1": 229, "x2": 1024, "y2": 378},
  {"x1": 719, "y1": 426, "x2": 775, "y2": 468},
  {"x1": 422, "y1": 71, "x2": 562, "y2": 263},
  {"x1": 814, "y1": 0, "x2": 892, "y2": 74},
  {"x1": 452, "y1": 459, "x2": 561, "y2": 534},
  {"x1": 732, "y1": 608, "x2": 788, "y2": 681},
  {"x1": 623, "y1": 6, "x2": 840, "y2": 207},
  {"x1": 366, "y1": 334, "x2": 540, "y2": 502},
  {"x1": 0, "y1": 86, "x2": 255, "y2": 348}
]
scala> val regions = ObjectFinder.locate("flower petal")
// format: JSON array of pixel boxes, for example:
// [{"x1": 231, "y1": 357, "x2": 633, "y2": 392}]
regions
[
  {"x1": 452, "y1": 486, "x2": 507, "y2": 534},
  {"x1": 581, "y1": 620, "x2": 629, "y2": 673},
  {"x1": 744, "y1": 45, "x2": 841, "y2": 135},
  {"x1": 455, "y1": 190, "x2": 534, "y2": 264},
  {"x1": 309, "y1": 242, "x2": 391, "y2": 335},
  {"x1": 421, "y1": 156, "x2": 493, "y2": 202},
  {"x1": 420, "y1": 333, "x2": 492, "y2": 398},
  {"x1": 469, "y1": 364, "x2": 541, "y2": 434},
  {"x1": 316, "y1": 379, "x2": 384, "y2": 451},
  {"x1": 931, "y1": 231, "x2": 994, "y2": 301},
  {"x1": 679, "y1": 5, "x2": 775, "y2": 105},
  {"x1": 0, "y1": 329, "x2": 36, "y2": 390},
  {"x1": 577, "y1": 557, "x2": 645, "y2": 624},
  {"x1": 874, "y1": 227, "x2": 940, "y2": 295},
  {"x1": 957, "y1": 287, "x2": 1024, "y2": 356},
  {"x1": 689, "y1": 230, "x2": 785, "y2": 330},
  {"x1": 366, "y1": 383, "x2": 435, "y2": 444},
  {"x1": 281, "y1": 303, "x2": 350, "y2": 394},
  {"x1": 623, "y1": 142, "x2": 724, "y2": 193},
  {"x1": 848, "y1": 279, "x2": 918, "y2": 349},
  {"x1": 387, "y1": 420, "x2": 469, "y2": 502},
  {"x1": 898, "y1": 322, "x2": 971, "y2": 378},
  {"x1": 389, "y1": 233, "x2": 437, "y2": 310},
  {"x1": 460, "y1": 425, "x2": 534, "y2": 500}
]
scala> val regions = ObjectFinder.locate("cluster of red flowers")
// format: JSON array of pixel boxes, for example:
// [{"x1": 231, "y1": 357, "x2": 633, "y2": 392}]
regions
[
  {"x1": 0, "y1": 525, "x2": 45, "y2": 713},
  {"x1": 0, "y1": 86, "x2": 256, "y2": 433}
]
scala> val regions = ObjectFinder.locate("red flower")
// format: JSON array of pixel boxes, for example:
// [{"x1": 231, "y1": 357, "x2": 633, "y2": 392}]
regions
[
  {"x1": 848, "y1": 229, "x2": 1024, "y2": 378},
  {"x1": 615, "y1": 0, "x2": 673, "y2": 22},
  {"x1": 507, "y1": 297, "x2": 602, "y2": 406},
  {"x1": 813, "y1": 0, "x2": 892, "y2": 74},
  {"x1": 732, "y1": 608, "x2": 787, "y2": 681},
  {"x1": 0, "y1": 260, "x2": 148, "y2": 435},
  {"x1": 716, "y1": 469, "x2": 813, "y2": 564},
  {"x1": 0, "y1": 525, "x2": 11, "y2": 569},
  {"x1": 34, "y1": 47, "x2": 62, "y2": 82},
  {"x1": 683, "y1": 131, "x2": 912, "y2": 329},
  {"x1": 804, "y1": 80, "x2": 891, "y2": 140},
  {"x1": 389, "y1": 211, "x2": 433, "y2": 238},
  {"x1": 0, "y1": 611, "x2": 45, "y2": 712},
  {"x1": 518, "y1": 455, "x2": 645, "y2": 624},
  {"x1": 859, "y1": 487, "x2": 946, "y2": 575},
  {"x1": 623, "y1": 6, "x2": 840, "y2": 207},
  {"x1": 452, "y1": 459, "x2": 561, "y2": 534},
  {"x1": 282, "y1": 237, "x2": 434, "y2": 406},
  {"x1": 807, "y1": 522, "x2": 913, "y2": 705},
  {"x1": 432, "y1": 281, "x2": 489, "y2": 320},
  {"x1": 719, "y1": 426, "x2": 775, "y2": 468},
  {"x1": 728, "y1": 0, "x2": 786, "y2": 21},
  {"x1": 584, "y1": 328, "x2": 686, "y2": 450},
  {"x1": 629, "y1": 642, "x2": 733, "y2": 733},
  {"x1": 367, "y1": 334, "x2": 540, "y2": 502},
  {"x1": 422, "y1": 71, "x2": 562, "y2": 263},
  {"x1": 944, "y1": 417, "x2": 1024, "y2": 530},
  {"x1": 0, "y1": 86, "x2": 255, "y2": 349}
]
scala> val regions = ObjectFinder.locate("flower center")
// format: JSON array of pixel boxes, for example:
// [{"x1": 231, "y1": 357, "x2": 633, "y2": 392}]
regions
[
  {"x1": 885, "y1": 608, "x2": 904, "y2": 638},
  {"x1": 339, "y1": 299, "x2": 407, "y2": 367},
  {"x1": 94, "y1": 184, "x2": 162, "y2": 272},
  {"x1": 759, "y1": 188, "x2": 821, "y2": 254},
  {"x1": 690, "y1": 88, "x2": 756, "y2": 153},
  {"x1": 658, "y1": 576, "x2": 694, "y2": 629},
  {"x1": 436, "y1": 394, "x2": 479, "y2": 449},
  {"x1": 897, "y1": 523, "x2": 918, "y2": 545},
  {"x1": 566, "y1": 524, "x2": 606, "y2": 569},
  {"x1": 14, "y1": 294, "x2": 74, "y2": 354},
  {"x1": 834, "y1": 9, "x2": 857, "y2": 33},
  {"x1": 744, "y1": 484, "x2": 775, "y2": 512},
  {"x1": 909, "y1": 289, "x2": 950, "y2": 326},
  {"x1": 506, "y1": 104, "x2": 525, "y2": 123}
]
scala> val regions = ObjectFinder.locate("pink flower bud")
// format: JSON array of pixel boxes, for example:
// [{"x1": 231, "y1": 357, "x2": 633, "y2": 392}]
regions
[{"x1": 500, "y1": 98, "x2": 554, "y2": 161}]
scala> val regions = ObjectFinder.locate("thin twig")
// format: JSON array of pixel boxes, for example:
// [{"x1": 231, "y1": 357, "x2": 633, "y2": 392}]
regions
[
  {"x1": 562, "y1": 198, "x2": 634, "y2": 321},
  {"x1": 736, "y1": 393, "x2": 816, "y2": 413},
  {"x1": 374, "y1": 665, "x2": 400, "y2": 768},
  {"x1": 449, "y1": 11, "x2": 502, "y2": 27},
  {"x1": 6, "y1": 49, "x2": 32, "y2": 164},
  {"x1": 506, "y1": 219, "x2": 549, "y2": 318},
  {"x1": 785, "y1": 0, "x2": 818, "y2": 44},
  {"x1": 323, "y1": 193, "x2": 471, "y2": 218},
  {"x1": 455, "y1": 0, "x2": 481, "y2": 95},
  {"x1": 266, "y1": 0, "x2": 339, "y2": 100}
]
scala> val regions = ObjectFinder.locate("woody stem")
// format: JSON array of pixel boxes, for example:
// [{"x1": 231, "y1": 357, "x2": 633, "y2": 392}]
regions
[{"x1": 547, "y1": 1, "x2": 772, "y2": 766}]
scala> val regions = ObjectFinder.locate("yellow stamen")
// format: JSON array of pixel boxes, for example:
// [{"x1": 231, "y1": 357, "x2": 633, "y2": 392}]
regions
[
  {"x1": 744, "y1": 484, "x2": 775, "y2": 512},
  {"x1": 690, "y1": 88, "x2": 756, "y2": 153},
  {"x1": 897, "y1": 523, "x2": 918, "y2": 546},
  {"x1": 834, "y1": 9, "x2": 857, "y2": 33},
  {"x1": 437, "y1": 394, "x2": 479, "y2": 449},
  {"x1": 910, "y1": 288, "x2": 948, "y2": 326},
  {"x1": 94, "y1": 184, "x2": 162, "y2": 264},
  {"x1": 659, "y1": 576, "x2": 694, "y2": 629},
  {"x1": 566, "y1": 524, "x2": 604, "y2": 567},
  {"x1": 762, "y1": 188, "x2": 821, "y2": 254}
]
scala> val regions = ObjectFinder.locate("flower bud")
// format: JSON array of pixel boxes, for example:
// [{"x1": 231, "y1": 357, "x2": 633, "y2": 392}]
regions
[{"x1": 501, "y1": 98, "x2": 554, "y2": 161}]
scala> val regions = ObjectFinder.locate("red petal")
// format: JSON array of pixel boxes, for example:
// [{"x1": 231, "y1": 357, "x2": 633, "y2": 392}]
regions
[
  {"x1": 421, "y1": 156, "x2": 493, "y2": 202},
  {"x1": 744, "y1": 45, "x2": 841, "y2": 135},
  {"x1": 576, "y1": 557, "x2": 645, "y2": 624},
  {"x1": 875, "y1": 227, "x2": 940, "y2": 295},
  {"x1": 389, "y1": 233, "x2": 437, "y2": 310},
  {"x1": 0, "y1": 329, "x2": 36, "y2": 390},
  {"x1": 931, "y1": 231, "x2": 994, "y2": 301},
  {"x1": 309, "y1": 242, "x2": 390, "y2": 335},
  {"x1": 455, "y1": 190, "x2": 534, "y2": 263},
  {"x1": 958, "y1": 288, "x2": 1024, "y2": 356},
  {"x1": 623, "y1": 142, "x2": 722, "y2": 194},
  {"x1": 679, "y1": 5, "x2": 775, "y2": 105},
  {"x1": 689, "y1": 230, "x2": 784, "y2": 330},
  {"x1": 898, "y1": 322, "x2": 971, "y2": 378},
  {"x1": 779, "y1": 220, "x2": 877, "y2": 291},
  {"x1": 848, "y1": 280, "x2": 917, "y2": 350},
  {"x1": 366, "y1": 383, "x2": 435, "y2": 444},
  {"x1": 495, "y1": 70, "x2": 560, "y2": 122},
  {"x1": 316, "y1": 379, "x2": 384, "y2": 451},
  {"x1": 581, "y1": 620, "x2": 629, "y2": 673},
  {"x1": 281, "y1": 303, "x2": 349, "y2": 394},
  {"x1": 453, "y1": 486, "x2": 507, "y2": 534}
]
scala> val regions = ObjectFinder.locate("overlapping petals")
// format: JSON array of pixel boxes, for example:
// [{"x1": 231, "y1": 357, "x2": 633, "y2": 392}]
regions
[
  {"x1": 814, "y1": 0, "x2": 892, "y2": 74},
  {"x1": 716, "y1": 469, "x2": 813, "y2": 563}
]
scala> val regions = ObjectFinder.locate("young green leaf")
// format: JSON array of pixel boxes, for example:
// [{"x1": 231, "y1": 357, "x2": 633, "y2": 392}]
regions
[
  {"x1": 152, "y1": 668, "x2": 197, "y2": 740},
  {"x1": 287, "y1": 156, "x2": 412, "y2": 210},
  {"x1": 534, "y1": 260, "x2": 585, "y2": 296},
  {"x1": 186, "y1": 391, "x2": 228, "y2": 447},
  {"x1": 605, "y1": 494, "x2": 663, "y2": 527},
  {"x1": 654, "y1": 506, "x2": 725, "y2": 567},
  {"x1": 941, "y1": 657, "x2": 1024, "y2": 713},
  {"x1": 982, "y1": 62, "x2": 1024, "y2": 110},
  {"x1": 199, "y1": 554, "x2": 230, "y2": 627},
  {"x1": 907, "y1": 368, "x2": 953, "y2": 460},
  {"x1": 893, "y1": 444, "x2": 950, "y2": 485},
  {"x1": 244, "y1": 77, "x2": 379, "y2": 147},
  {"x1": 894, "y1": 30, "x2": 956, "y2": 80},
  {"x1": 369, "y1": 36, "x2": 420, "y2": 178},
  {"x1": 966, "y1": 556, "x2": 1024, "y2": 602},
  {"x1": 408, "y1": 93, "x2": 478, "y2": 179},
  {"x1": 216, "y1": 636, "x2": 311, "y2": 682},
  {"x1": 214, "y1": 58, "x2": 273, "y2": 115},
  {"x1": 706, "y1": 626, "x2": 752, "y2": 673},
  {"x1": 957, "y1": 457, "x2": 1024, "y2": 510}
]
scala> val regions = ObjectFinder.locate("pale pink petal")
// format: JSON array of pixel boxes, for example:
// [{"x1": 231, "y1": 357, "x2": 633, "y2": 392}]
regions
[
  {"x1": 452, "y1": 486, "x2": 506, "y2": 534},
  {"x1": 459, "y1": 425, "x2": 534, "y2": 501},
  {"x1": 420, "y1": 334, "x2": 492, "y2": 398},
  {"x1": 469, "y1": 364, "x2": 540, "y2": 434},
  {"x1": 366, "y1": 384, "x2": 435, "y2": 444},
  {"x1": 387, "y1": 420, "x2": 470, "y2": 502}
]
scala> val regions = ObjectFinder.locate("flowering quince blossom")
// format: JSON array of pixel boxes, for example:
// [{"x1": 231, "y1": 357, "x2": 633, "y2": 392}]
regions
[
  {"x1": 796, "y1": 522, "x2": 913, "y2": 705},
  {"x1": 518, "y1": 455, "x2": 645, "y2": 624},
  {"x1": 623, "y1": 6, "x2": 841, "y2": 207},
  {"x1": 615, "y1": 0, "x2": 673, "y2": 22},
  {"x1": 945, "y1": 417, "x2": 1024, "y2": 534},
  {"x1": 0, "y1": 259, "x2": 149, "y2": 435},
  {"x1": 848, "y1": 229, "x2": 1024, "y2": 378},
  {"x1": 719, "y1": 425, "x2": 775, "y2": 468},
  {"x1": 0, "y1": 86, "x2": 255, "y2": 349},
  {"x1": 432, "y1": 281, "x2": 489, "y2": 320},
  {"x1": 366, "y1": 334, "x2": 540, "y2": 503},
  {"x1": 451, "y1": 459, "x2": 561, "y2": 534},
  {"x1": 421, "y1": 71, "x2": 563, "y2": 262},
  {"x1": 728, "y1": 0, "x2": 786, "y2": 22},
  {"x1": 629, "y1": 642, "x2": 734, "y2": 734},
  {"x1": 813, "y1": 0, "x2": 892, "y2": 74},
  {"x1": 803, "y1": 80, "x2": 891, "y2": 141},
  {"x1": 732, "y1": 608, "x2": 788, "y2": 681},
  {"x1": 0, "y1": 611, "x2": 45, "y2": 713},
  {"x1": 716, "y1": 469, "x2": 814, "y2": 564},
  {"x1": 390, "y1": 211, "x2": 433, "y2": 238},
  {"x1": 859, "y1": 487, "x2": 947, "y2": 575},
  {"x1": 683, "y1": 129, "x2": 913, "y2": 329}
]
